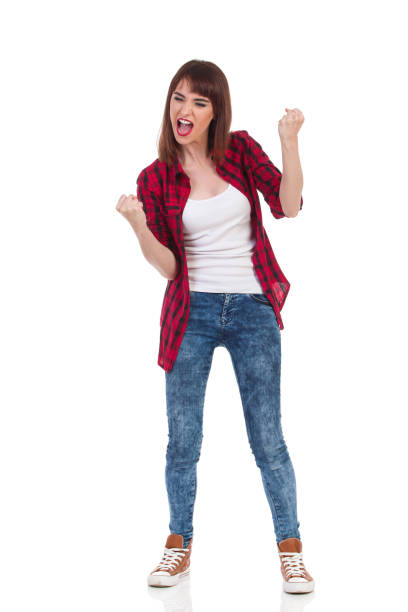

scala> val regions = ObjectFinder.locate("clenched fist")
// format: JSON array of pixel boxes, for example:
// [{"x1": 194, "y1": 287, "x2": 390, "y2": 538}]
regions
[
  {"x1": 115, "y1": 194, "x2": 147, "y2": 234},
  {"x1": 278, "y1": 107, "x2": 305, "y2": 143}
]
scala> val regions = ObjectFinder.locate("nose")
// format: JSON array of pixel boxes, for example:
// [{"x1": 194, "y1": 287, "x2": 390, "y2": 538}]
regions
[{"x1": 180, "y1": 102, "x2": 193, "y2": 118}]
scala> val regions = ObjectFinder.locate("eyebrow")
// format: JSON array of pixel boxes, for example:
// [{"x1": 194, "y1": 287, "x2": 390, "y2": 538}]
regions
[{"x1": 173, "y1": 90, "x2": 210, "y2": 103}]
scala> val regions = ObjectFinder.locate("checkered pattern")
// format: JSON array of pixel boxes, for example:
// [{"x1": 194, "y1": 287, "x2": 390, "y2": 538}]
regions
[{"x1": 136, "y1": 130, "x2": 303, "y2": 372}]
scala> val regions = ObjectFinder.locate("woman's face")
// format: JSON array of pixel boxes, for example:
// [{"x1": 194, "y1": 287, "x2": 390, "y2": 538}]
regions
[{"x1": 169, "y1": 79, "x2": 215, "y2": 147}]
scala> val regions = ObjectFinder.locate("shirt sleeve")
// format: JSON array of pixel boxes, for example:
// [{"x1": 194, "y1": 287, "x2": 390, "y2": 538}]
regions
[
  {"x1": 136, "y1": 169, "x2": 174, "y2": 250},
  {"x1": 243, "y1": 130, "x2": 303, "y2": 219}
]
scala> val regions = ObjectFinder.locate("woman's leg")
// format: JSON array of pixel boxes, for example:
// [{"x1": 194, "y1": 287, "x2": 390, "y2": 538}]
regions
[
  {"x1": 224, "y1": 293, "x2": 301, "y2": 544},
  {"x1": 164, "y1": 292, "x2": 218, "y2": 548}
]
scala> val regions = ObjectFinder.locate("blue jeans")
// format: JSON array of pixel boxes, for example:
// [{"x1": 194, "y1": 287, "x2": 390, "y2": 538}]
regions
[{"x1": 165, "y1": 291, "x2": 301, "y2": 547}]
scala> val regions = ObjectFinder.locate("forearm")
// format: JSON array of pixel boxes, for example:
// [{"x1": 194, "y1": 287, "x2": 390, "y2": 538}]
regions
[
  {"x1": 131, "y1": 223, "x2": 179, "y2": 280},
  {"x1": 279, "y1": 138, "x2": 304, "y2": 217}
]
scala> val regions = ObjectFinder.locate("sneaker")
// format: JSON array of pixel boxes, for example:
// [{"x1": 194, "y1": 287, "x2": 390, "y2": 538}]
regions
[
  {"x1": 147, "y1": 534, "x2": 193, "y2": 588},
  {"x1": 277, "y1": 537, "x2": 315, "y2": 594}
]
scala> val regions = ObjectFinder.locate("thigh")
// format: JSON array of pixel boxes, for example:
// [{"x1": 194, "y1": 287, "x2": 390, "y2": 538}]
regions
[
  {"x1": 225, "y1": 294, "x2": 283, "y2": 450},
  {"x1": 165, "y1": 294, "x2": 217, "y2": 450},
  {"x1": 226, "y1": 293, "x2": 281, "y2": 388}
]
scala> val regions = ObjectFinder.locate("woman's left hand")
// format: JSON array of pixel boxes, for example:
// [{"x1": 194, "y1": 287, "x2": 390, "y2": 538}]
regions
[{"x1": 278, "y1": 108, "x2": 305, "y2": 142}]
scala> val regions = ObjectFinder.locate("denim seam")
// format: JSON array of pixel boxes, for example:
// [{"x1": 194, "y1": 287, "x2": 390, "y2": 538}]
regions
[
  {"x1": 223, "y1": 338, "x2": 283, "y2": 541},
  {"x1": 185, "y1": 357, "x2": 213, "y2": 534}
]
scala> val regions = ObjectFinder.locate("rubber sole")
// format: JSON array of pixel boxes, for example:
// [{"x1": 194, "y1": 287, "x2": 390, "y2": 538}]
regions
[
  {"x1": 147, "y1": 568, "x2": 190, "y2": 587},
  {"x1": 283, "y1": 579, "x2": 315, "y2": 594}
]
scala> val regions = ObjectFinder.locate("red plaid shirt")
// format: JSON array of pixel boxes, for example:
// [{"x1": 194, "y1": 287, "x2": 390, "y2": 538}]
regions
[{"x1": 136, "y1": 129, "x2": 303, "y2": 372}]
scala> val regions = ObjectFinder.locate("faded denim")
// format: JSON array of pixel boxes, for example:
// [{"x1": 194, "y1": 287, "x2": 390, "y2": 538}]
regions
[{"x1": 165, "y1": 291, "x2": 301, "y2": 548}]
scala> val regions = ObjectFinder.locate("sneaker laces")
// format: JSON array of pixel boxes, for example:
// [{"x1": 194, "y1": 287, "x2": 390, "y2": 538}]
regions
[
  {"x1": 154, "y1": 546, "x2": 188, "y2": 572},
  {"x1": 279, "y1": 551, "x2": 307, "y2": 581}
]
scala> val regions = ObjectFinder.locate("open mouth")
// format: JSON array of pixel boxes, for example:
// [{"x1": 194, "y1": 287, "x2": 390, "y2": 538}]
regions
[{"x1": 177, "y1": 118, "x2": 194, "y2": 136}]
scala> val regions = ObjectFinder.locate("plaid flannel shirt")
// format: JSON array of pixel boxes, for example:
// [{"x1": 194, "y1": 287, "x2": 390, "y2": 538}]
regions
[{"x1": 136, "y1": 129, "x2": 303, "y2": 372}]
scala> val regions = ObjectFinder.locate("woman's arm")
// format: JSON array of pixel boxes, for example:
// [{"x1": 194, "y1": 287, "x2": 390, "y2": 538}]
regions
[
  {"x1": 131, "y1": 220, "x2": 179, "y2": 280},
  {"x1": 243, "y1": 130, "x2": 303, "y2": 219},
  {"x1": 278, "y1": 108, "x2": 305, "y2": 217},
  {"x1": 279, "y1": 138, "x2": 303, "y2": 218}
]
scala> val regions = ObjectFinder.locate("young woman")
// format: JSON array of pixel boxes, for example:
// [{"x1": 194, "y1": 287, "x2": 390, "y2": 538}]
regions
[{"x1": 116, "y1": 59, "x2": 314, "y2": 594}]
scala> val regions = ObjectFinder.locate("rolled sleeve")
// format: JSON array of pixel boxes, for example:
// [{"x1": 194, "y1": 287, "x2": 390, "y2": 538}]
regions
[{"x1": 136, "y1": 170, "x2": 173, "y2": 249}]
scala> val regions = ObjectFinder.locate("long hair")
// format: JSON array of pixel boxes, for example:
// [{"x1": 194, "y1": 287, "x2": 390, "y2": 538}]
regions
[{"x1": 158, "y1": 59, "x2": 232, "y2": 168}]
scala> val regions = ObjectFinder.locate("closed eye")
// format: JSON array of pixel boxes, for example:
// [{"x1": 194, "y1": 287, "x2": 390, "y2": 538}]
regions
[{"x1": 174, "y1": 96, "x2": 206, "y2": 107}]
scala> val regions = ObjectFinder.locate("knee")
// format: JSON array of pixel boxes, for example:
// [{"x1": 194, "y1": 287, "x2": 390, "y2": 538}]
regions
[
  {"x1": 166, "y1": 434, "x2": 203, "y2": 465},
  {"x1": 252, "y1": 440, "x2": 290, "y2": 470}
]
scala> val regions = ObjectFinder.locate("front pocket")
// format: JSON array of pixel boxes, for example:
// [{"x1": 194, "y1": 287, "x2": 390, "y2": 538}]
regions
[
  {"x1": 249, "y1": 293, "x2": 280, "y2": 329},
  {"x1": 249, "y1": 293, "x2": 272, "y2": 305}
]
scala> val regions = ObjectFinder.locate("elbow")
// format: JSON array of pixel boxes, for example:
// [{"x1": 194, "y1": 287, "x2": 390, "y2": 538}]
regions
[
  {"x1": 285, "y1": 208, "x2": 300, "y2": 218},
  {"x1": 282, "y1": 207, "x2": 299, "y2": 218},
  {"x1": 162, "y1": 268, "x2": 177, "y2": 280},
  {"x1": 280, "y1": 188, "x2": 303, "y2": 218},
  {"x1": 283, "y1": 199, "x2": 303, "y2": 217},
  {"x1": 280, "y1": 198, "x2": 297, "y2": 218},
  {"x1": 164, "y1": 257, "x2": 180, "y2": 280}
]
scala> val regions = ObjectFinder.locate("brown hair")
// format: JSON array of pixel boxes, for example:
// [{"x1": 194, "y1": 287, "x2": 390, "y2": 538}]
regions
[{"x1": 157, "y1": 59, "x2": 232, "y2": 168}]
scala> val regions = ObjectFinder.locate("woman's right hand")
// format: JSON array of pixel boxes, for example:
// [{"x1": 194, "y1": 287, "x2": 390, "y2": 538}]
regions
[{"x1": 115, "y1": 194, "x2": 147, "y2": 234}]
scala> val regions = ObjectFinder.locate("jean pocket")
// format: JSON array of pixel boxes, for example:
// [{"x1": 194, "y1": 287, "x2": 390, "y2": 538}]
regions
[{"x1": 249, "y1": 293, "x2": 272, "y2": 305}]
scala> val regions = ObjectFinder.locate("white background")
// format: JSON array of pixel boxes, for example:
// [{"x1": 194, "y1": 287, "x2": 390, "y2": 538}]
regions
[{"x1": 1, "y1": 1, "x2": 407, "y2": 610}]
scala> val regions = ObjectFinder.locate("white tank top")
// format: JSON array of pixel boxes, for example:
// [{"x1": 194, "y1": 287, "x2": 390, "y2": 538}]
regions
[{"x1": 182, "y1": 183, "x2": 264, "y2": 293}]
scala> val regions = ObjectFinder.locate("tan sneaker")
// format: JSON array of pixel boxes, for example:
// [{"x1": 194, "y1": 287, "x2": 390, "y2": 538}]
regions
[
  {"x1": 277, "y1": 537, "x2": 315, "y2": 594},
  {"x1": 147, "y1": 534, "x2": 193, "y2": 588}
]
